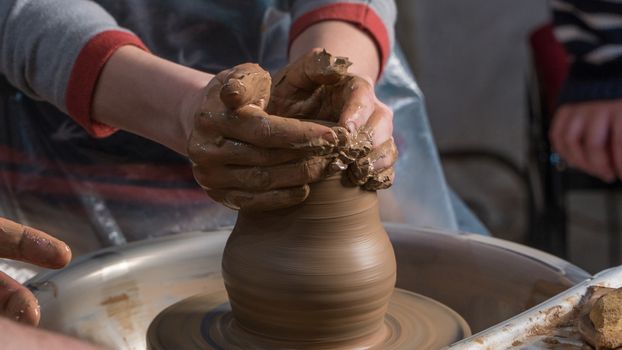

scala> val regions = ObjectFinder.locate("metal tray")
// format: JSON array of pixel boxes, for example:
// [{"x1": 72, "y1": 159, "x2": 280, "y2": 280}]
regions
[{"x1": 450, "y1": 267, "x2": 622, "y2": 349}]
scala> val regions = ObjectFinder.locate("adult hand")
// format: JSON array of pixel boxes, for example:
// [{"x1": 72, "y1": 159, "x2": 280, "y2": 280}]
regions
[
  {"x1": 550, "y1": 100, "x2": 622, "y2": 182},
  {"x1": 187, "y1": 63, "x2": 340, "y2": 211},
  {"x1": 0, "y1": 217, "x2": 71, "y2": 326},
  {"x1": 269, "y1": 49, "x2": 397, "y2": 190}
]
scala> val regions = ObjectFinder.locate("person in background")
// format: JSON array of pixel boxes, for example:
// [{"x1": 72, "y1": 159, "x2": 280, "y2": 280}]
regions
[{"x1": 551, "y1": 0, "x2": 622, "y2": 182}]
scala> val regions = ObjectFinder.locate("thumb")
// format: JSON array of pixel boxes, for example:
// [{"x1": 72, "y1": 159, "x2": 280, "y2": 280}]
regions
[
  {"x1": 219, "y1": 63, "x2": 272, "y2": 110},
  {"x1": 274, "y1": 49, "x2": 351, "y2": 91}
]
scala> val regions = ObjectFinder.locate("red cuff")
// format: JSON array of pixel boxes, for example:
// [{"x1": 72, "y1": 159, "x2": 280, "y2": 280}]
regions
[
  {"x1": 65, "y1": 30, "x2": 148, "y2": 138},
  {"x1": 289, "y1": 3, "x2": 391, "y2": 79}
]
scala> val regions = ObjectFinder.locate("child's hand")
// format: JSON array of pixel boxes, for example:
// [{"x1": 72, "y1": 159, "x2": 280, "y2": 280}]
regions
[
  {"x1": 269, "y1": 49, "x2": 397, "y2": 190},
  {"x1": 187, "y1": 63, "x2": 338, "y2": 211}
]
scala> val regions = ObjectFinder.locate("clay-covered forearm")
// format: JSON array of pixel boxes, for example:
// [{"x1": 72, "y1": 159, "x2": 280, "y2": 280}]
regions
[
  {"x1": 0, "y1": 0, "x2": 129, "y2": 110},
  {"x1": 92, "y1": 46, "x2": 214, "y2": 155},
  {"x1": 287, "y1": 0, "x2": 396, "y2": 80}
]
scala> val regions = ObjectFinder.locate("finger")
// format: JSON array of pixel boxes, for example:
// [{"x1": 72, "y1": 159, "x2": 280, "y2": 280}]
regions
[
  {"x1": 550, "y1": 107, "x2": 570, "y2": 155},
  {"x1": 274, "y1": 49, "x2": 351, "y2": 92},
  {"x1": 335, "y1": 78, "x2": 376, "y2": 132},
  {"x1": 330, "y1": 102, "x2": 392, "y2": 169},
  {"x1": 370, "y1": 137, "x2": 399, "y2": 172},
  {"x1": 363, "y1": 167, "x2": 395, "y2": 191},
  {"x1": 220, "y1": 63, "x2": 271, "y2": 110},
  {"x1": 584, "y1": 112, "x2": 615, "y2": 182},
  {"x1": 206, "y1": 185, "x2": 310, "y2": 211},
  {"x1": 0, "y1": 218, "x2": 71, "y2": 269},
  {"x1": 188, "y1": 138, "x2": 304, "y2": 166},
  {"x1": 612, "y1": 114, "x2": 622, "y2": 180},
  {"x1": 359, "y1": 103, "x2": 394, "y2": 150},
  {"x1": 348, "y1": 138, "x2": 398, "y2": 186},
  {"x1": 560, "y1": 108, "x2": 588, "y2": 169},
  {"x1": 202, "y1": 105, "x2": 338, "y2": 150},
  {"x1": 0, "y1": 272, "x2": 40, "y2": 326},
  {"x1": 194, "y1": 157, "x2": 330, "y2": 192}
]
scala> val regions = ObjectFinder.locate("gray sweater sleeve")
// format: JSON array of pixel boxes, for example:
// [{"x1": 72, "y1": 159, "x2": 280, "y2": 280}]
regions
[{"x1": 0, "y1": 0, "x2": 131, "y2": 113}]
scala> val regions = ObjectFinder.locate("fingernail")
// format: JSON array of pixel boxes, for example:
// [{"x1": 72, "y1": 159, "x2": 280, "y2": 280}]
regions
[
  {"x1": 322, "y1": 131, "x2": 337, "y2": 145},
  {"x1": 292, "y1": 185, "x2": 310, "y2": 199},
  {"x1": 346, "y1": 122, "x2": 357, "y2": 135},
  {"x1": 225, "y1": 192, "x2": 253, "y2": 210}
]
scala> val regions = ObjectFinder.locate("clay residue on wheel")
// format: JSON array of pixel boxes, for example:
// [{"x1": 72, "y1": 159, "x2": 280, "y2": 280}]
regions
[{"x1": 577, "y1": 286, "x2": 622, "y2": 350}]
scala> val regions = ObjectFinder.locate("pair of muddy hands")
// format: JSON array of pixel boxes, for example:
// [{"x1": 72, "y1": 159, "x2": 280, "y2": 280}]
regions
[{"x1": 187, "y1": 49, "x2": 397, "y2": 211}]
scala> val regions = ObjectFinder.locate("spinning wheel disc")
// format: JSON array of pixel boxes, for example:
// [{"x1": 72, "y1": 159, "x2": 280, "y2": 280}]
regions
[{"x1": 147, "y1": 288, "x2": 470, "y2": 350}]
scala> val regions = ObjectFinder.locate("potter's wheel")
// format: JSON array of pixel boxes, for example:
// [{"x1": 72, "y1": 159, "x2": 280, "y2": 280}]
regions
[
  {"x1": 147, "y1": 288, "x2": 470, "y2": 350},
  {"x1": 29, "y1": 225, "x2": 589, "y2": 350}
]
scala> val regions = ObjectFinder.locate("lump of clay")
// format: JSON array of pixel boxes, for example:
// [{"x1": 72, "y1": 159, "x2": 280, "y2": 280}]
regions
[{"x1": 590, "y1": 287, "x2": 622, "y2": 349}]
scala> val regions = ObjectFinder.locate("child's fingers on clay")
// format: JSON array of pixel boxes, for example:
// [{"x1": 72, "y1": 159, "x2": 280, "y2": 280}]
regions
[
  {"x1": 0, "y1": 271, "x2": 40, "y2": 326},
  {"x1": 301, "y1": 49, "x2": 351, "y2": 86},
  {"x1": 274, "y1": 49, "x2": 350, "y2": 93},
  {"x1": 363, "y1": 167, "x2": 395, "y2": 191},
  {"x1": 220, "y1": 63, "x2": 271, "y2": 110},
  {"x1": 369, "y1": 138, "x2": 398, "y2": 172},
  {"x1": 219, "y1": 105, "x2": 338, "y2": 150},
  {"x1": 366, "y1": 100, "x2": 394, "y2": 143},
  {"x1": 267, "y1": 89, "x2": 324, "y2": 119},
  {"x1": 188, "y1": 138, "x2": 303, "y2": 166},
  {"x1": 336, "y1": 78, "x2": 376, "y2": 131},
  {"x1": 206, "y1": 185, "x2": 310, "y2": 211},
  {"x1": 348, "y1": 139, "x2": 398, "y2": 187},
  {"x1": 361, "y1": 107, "x2": 395, "y2": 161},
  {"x1": 193, "y1": 157, "x2": 330, "y2": 192},
  {"x1": 0, "y1": 218, "x2": 72, "y2": 269},
  {"x1": 191, "y1": 106, "x2": 336, "y2": 152}
]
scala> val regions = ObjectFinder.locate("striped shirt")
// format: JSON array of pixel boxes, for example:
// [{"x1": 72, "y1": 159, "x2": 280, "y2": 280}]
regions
[{"x1": 553, "y1": 0, "x2": 622, "y2": 103}]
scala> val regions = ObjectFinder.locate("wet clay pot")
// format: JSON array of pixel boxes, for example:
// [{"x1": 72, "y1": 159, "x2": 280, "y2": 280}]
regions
[{"x1": 222, "y1": 175, "x2": 397, "y2": 348}]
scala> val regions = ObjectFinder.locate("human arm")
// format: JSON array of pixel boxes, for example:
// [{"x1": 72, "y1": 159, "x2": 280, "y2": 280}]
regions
[
  {"x1": 0, "y1": 1, "x2": 339, "y2": 209},
  {"x1": 272, "y1": 0, "x2": 398, "y2": 189},
  {"x1": 550, "y1": 0, "x2": 622, "y2": 181},
  {"x1": 0, "y1": 0, "x2": 209, "y2": 154}
]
